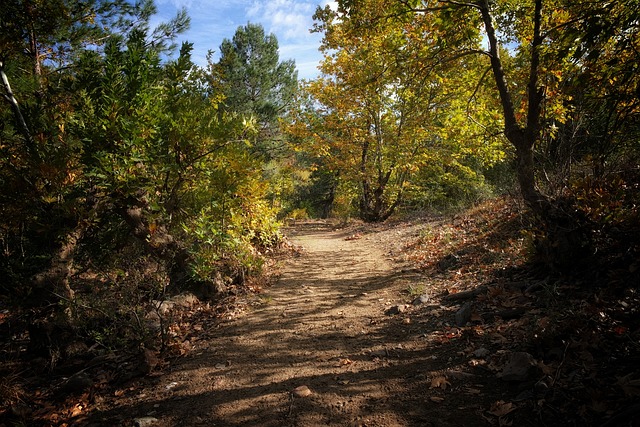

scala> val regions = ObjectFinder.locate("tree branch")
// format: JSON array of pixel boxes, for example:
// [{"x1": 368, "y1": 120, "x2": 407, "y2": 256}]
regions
[
  {"x1": 525, "y1": 0, "x2": 544, "y2": 142},
  {"x1": 0, "y1": 60, "x2": 39, "y2": 159},
  {"x1": 477, "y1": 0, "x2": 520, "y2": 139}
]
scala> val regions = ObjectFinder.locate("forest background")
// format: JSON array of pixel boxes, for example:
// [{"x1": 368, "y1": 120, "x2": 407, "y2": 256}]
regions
[{"x1": 0, "y1": 0, "x2": 638, "y2": 401}]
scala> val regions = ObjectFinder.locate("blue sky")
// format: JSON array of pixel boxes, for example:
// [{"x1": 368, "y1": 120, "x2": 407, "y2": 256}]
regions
[{"x1": 153, "y1": 0, "x2": 334, "y2": 80}]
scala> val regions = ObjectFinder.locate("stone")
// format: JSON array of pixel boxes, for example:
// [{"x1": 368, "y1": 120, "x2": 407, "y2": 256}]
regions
[
  {"x1": 170, "y1": 293, "x2": 199, "y2": 307},
  {"x1": 498, "y1": 352, "x2": 537, "y2": 382},
  {"x1": 292, "y1": 385, "x2": 312, "y2": 398},
  {"x1": 134, "y1": 417, "x2": 159, "y2": 427},
  {"x1": 412, "y1": 294, "x2": 431, "y2": 306},
  {"x1": 455, "y1": 302, "x2": 473, "y2": 326},
  {"x1": 385, "y1": 304, "x2": 408, "y2": 316},
  {"x1": 59, "y1": 373, "x2": 93, "y2": 394}
]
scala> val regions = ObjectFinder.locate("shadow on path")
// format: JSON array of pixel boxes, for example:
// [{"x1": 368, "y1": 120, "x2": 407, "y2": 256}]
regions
[{"x1": 84, "y1": 221, "x2": 489, "y2": 427}]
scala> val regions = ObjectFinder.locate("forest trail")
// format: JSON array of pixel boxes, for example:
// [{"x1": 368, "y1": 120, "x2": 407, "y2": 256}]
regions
[
  {"x1": 89, "y1": 219, "x2": 486, "y2": 426},
  {"x1": 76, "y1": 204, "x2": 637, "y2": 427}
]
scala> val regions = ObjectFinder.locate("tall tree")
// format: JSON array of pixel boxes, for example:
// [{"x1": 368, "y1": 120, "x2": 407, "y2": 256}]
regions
[
  {"x1": 399, "y1": 0, "x2": 639, "y2": 263},
  {"x1": 316, "y1": 0, "x2": 636, "y2": 261},
  {"x1": 211, "y1": 23, "x2": 298, "y2": 158},
  {"x1": 291, "y1": 0, "x2": 504, "y2": 221}
]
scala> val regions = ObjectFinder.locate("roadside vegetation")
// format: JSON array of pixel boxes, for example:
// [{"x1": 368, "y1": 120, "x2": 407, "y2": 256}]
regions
[{"x1": 0, "y1": 0, "x2": 638, "y2": 425}]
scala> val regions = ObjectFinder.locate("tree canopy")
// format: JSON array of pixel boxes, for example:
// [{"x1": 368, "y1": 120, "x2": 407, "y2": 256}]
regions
[
  {"x1": 211, "y1": 23, "x2": 298, "y2": 159},
  {"x1": 288, "y1": 0, "x2": 639, "y2": 263}
]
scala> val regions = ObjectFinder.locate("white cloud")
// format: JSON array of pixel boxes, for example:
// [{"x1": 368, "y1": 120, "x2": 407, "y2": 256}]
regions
[
  {"x1": 156, "y1": 0, "x2": 195, "y2": 9},
  {"x1": 155, "y1": 0, "x2": 325, "y2": 79},
  {"x1": 321, "y1": 0, "x2": 338, "y2": 12},
  {"x1": 246, "y1": 0, "x2": 318, "y2": 41}
]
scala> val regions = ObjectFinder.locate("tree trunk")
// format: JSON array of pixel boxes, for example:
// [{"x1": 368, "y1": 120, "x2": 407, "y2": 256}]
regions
[
  {"x1": 117, "y1": 197, "x2": 228, "y2": 297},
  {"x1": 478, "y1": 0, "x2": 591, "y2": 268},
  {"x1": 118, "y1": 200, "x2": 190, "y2": 288},
  {"x1": 478, "y1": 0, "x2": 549, "y2": 216},
  {"x1": 30, "y1": 226, "x2": 82, "y2": 309},
  {"x1": 28, "y1": 225, "x2": 84, "y2": 366}
]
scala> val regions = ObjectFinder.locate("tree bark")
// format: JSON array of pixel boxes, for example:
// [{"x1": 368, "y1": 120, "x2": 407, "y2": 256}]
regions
[
  {"x1": 478, "y1": 0, "x2": 551, "y2": 216},
  {"x1": 477, "y1": 0, "x2": 591, "y2": 267},
  {"x1": 31, "y1": 227, "x2": 81, "y2": 305},
  {"x1": 117, "y1": 199, "x2": 190, "y2": 288}
]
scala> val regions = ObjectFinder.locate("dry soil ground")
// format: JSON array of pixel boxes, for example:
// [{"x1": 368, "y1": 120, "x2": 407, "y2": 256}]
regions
[
  {"x1": 85, "y1": 219, "x2": 503, "y2": 427},
  {"x1": 72, "y1": 210, "x2": 640, "y2": 427}
]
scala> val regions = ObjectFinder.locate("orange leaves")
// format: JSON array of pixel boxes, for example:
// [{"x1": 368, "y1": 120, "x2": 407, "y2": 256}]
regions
[
  {"x1": 430, "y1": 375, "x2": 451, "y2": 390},
  {"x1": 336, "y1": 358, "x2": 355, "y2": 367}
]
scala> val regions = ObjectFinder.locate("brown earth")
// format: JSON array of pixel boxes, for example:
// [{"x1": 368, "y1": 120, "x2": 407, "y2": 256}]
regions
[
  {"x1": 84, "y1": 219, "x2": 503, "y2": 426},
  {"x1": 8, "y1": 200, "x2": 639, "y2": 426}
]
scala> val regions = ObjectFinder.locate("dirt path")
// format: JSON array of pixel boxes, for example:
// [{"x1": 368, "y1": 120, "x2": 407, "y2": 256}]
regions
[
  {"x1": 88, "y1": 220, "x2": 484, "y2": 426},
  {"x1": 76, "y1": 203, "x2": 640, "y2": 427}
]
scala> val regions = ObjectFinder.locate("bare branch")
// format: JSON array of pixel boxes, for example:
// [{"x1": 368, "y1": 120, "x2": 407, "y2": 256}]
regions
[
  {"x1": 467, "y1": 65, "x2": 493, "y2": 114},
  {"x1": 0, "y1": 60, "x2": 40, "y2": 160}
]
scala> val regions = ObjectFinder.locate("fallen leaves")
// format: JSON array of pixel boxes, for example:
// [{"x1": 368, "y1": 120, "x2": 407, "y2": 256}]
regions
[
  {"x1": 488, "y1": 400, "x2": 516, "y2": 417},
  {"x1": 70, "y1": 403, "x2": 84, "y2": 417},
  {"x1": 617, "y1": 374, "x2": 640, "y2": 397},
  {"x1": 430, "y1": 376, "x2": 451, "y2": 390},
  {"x1": 486, "y1": 400, "x2": 516, "y2": 426},
  {"x1": 336, "y1": 358, "x2": 354, "y2": 367}
]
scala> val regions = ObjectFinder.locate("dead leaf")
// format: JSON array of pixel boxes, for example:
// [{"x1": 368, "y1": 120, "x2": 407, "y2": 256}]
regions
[
  {"x1": 537, "y1": 316, "x2": 551, "y2": 329},
  {"x1": 430, "y1": 396, "x2": 445, "y2": 403},
  {"x1": 336, "y1": 358, "x2": 353, "y2": 367},
  {"x1": 70, "y1": 404, "x2": 83, "y2": 417},
  {"x1": 465, "y1": 387, "x2": 482, "y2": 394},
  {"x1": 471, "y1": 311, "x2": 483, "y2": 322},
  {"x1": 537, "y1": 360, "x2": 555, "y2": 376},
  {"x1": 430, "y1": 376, "x2": 451, "y2": 390},
  {"x1": 590, "y1": 399, "x2": 607, "y2": 413},
  {"x1": 488, "y1": 287, "x2": 504, "y2": 298},
  {"x1": 469, "y1": 358, "x2": 486, "y2": 367},
  {"x1": 490, "y1": 333, "x2": 508, "y2": 344},
  {"x1": 617, "y1": 374, "x2": 640, "y2": 397},
  {"x1": 488, "y1": 400, "x2": 516, "y2": 417},
  {"x1": 613, "y1": 326, "x2": 627, "y2": 335}
]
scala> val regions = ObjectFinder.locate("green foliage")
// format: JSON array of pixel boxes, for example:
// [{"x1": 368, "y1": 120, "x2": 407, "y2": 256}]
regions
[
  {"x1": 69, "y1": 27, "x2": 282, "y2": 286},
  {"x1": 210, "y1": 23, "x2": 298, "y2": 160},
  {"x1": 1, "y1": 1, "x2": 286, "y2": 359},
  {"x1": 288, "y1": 0, "x2": 507, "y2": 221},
  {"x1": 406, "y1": 283, "x2": 426, "y2": 298}
]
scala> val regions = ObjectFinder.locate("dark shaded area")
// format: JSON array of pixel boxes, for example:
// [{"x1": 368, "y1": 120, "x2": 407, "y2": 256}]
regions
[{"x1": 2, "y1": 207, "x2": 639, "y2": 426}]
